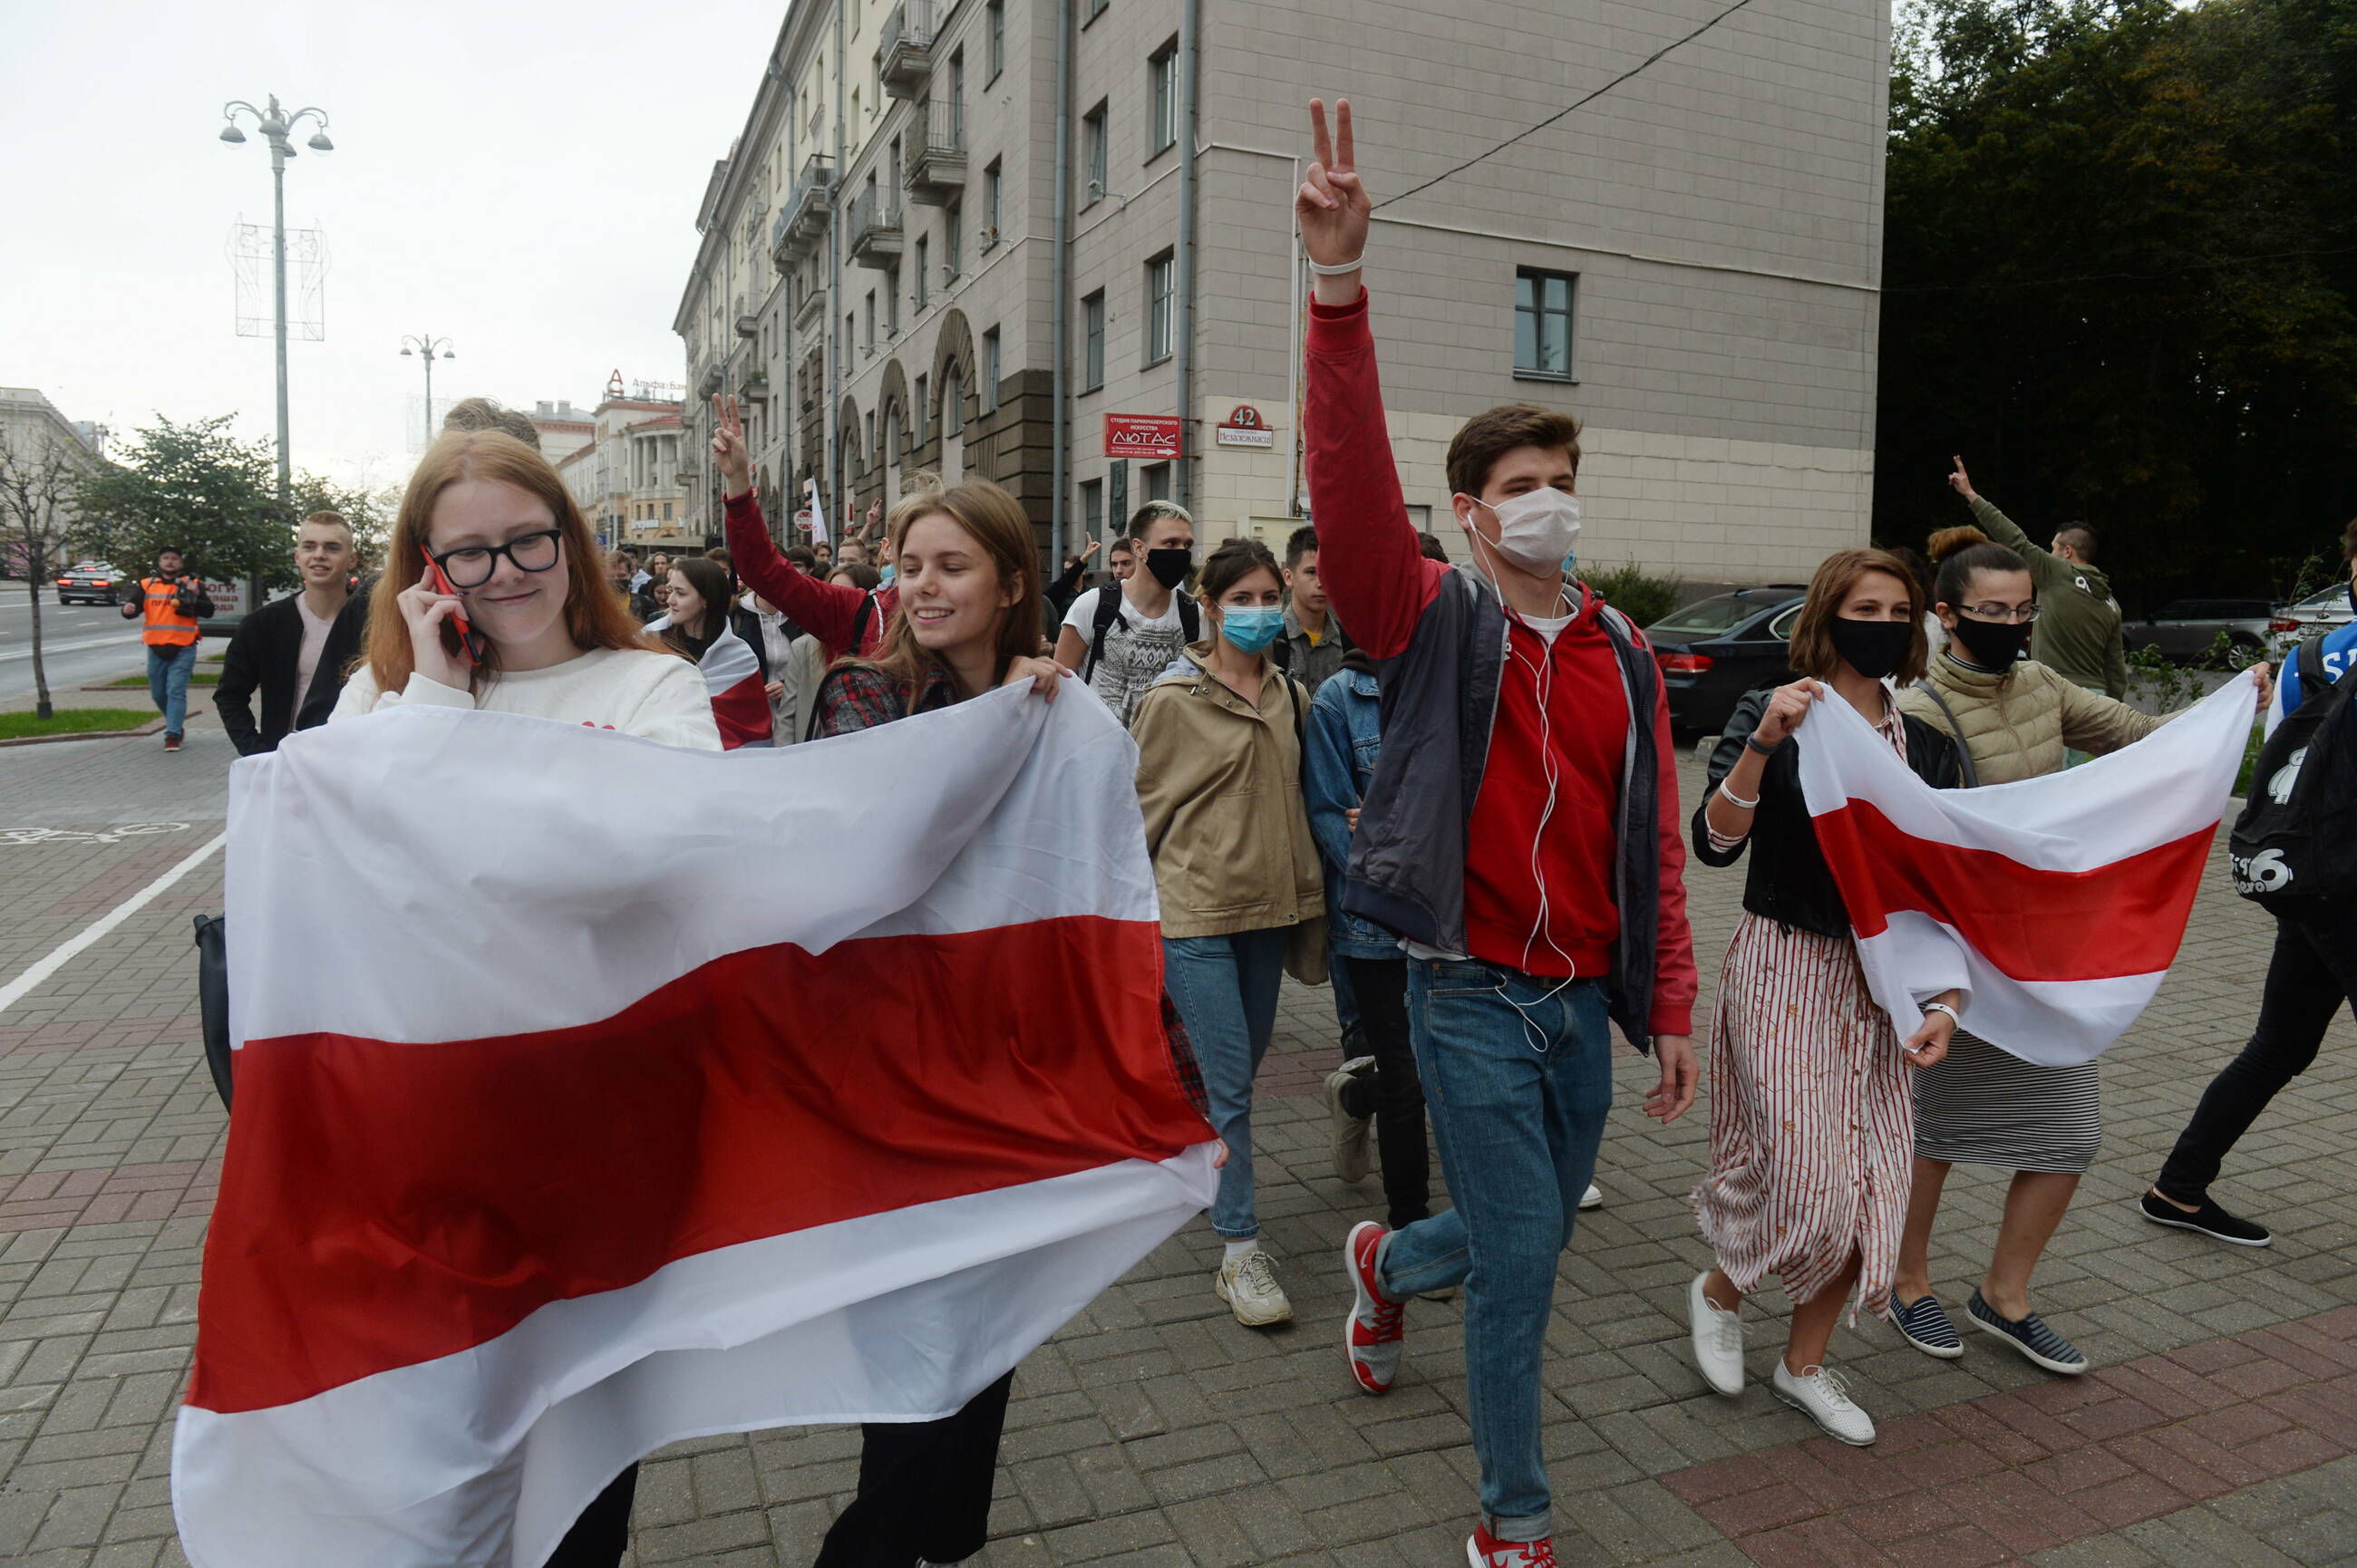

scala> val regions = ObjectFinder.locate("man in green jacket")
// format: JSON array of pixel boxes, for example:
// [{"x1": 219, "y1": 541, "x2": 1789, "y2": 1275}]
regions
[{"x1": 1947, "y1": 456, "x2": 2129, "y2": 698}]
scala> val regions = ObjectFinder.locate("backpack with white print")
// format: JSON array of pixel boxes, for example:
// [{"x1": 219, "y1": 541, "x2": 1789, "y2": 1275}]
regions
[{"x1": 2229, "y1": 635, "x2": 2357, "y2": 907}]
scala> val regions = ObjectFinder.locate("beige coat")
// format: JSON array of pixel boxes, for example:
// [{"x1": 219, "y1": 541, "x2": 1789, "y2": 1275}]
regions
[
  {"x1": 1130, "y1": 645, "x2": 1326, "y2": 939},
  {"x1": 1896, "y1": 651, "x2": 2167, "y2": 784}
]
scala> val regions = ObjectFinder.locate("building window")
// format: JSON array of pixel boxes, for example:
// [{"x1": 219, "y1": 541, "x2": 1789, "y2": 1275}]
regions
[
  {"x1": 847, "y1": 313, "x2": 858, "y2": 363},
  {"x1": 915, "y1": 373, "x2": 929, "y2": 442},
  {"x1": 1082, "y1": 479, "x2": 1104, "y2": 539},
  {"x1": 944, "y1": 199, "x2": 963, "y2": 278},
  {"x1": 944, "y1": 365, "x2": 965, "y2": 437},
  {"x1": 1087, "y1": 0, "x2": 1108, "y2": 21},
  {"x1": 864, "y1": 292, "x2": 877, "y2": 354},
  {"x1": 867, "y1": 409, "x2": 878, "y2": 460},
  {"x1": 1082, "y1": 102, "x2": 1109, "y2": 204},
  {"x1": 986, "y1": 0, "x2": 1004, "y2": 82},
  {"x1": 1082, "y1": 290, "x2": 1106, "y2": 392},
  {"x1": 664, "y1": 501, "x2": 674, "y2": 520},
  {"x1": 983, "y1": 326, "x2": 1001, "y2": 412},
  {"x1": 1149, "y1": 42, "x2": 1178, "y2": 156},
  {"x1": 1145, "y1": 250, "x2": 1175, "y2": 365},
  {"x1": 914, "y1": 238, "x2": 929, "y2": 308},
  {"x1": 1514, "y1": 268, "x2": 1576, "y2": 380},
  {"x1": 1141, "y1": 461, "x2": 1170, "y2": 503},
  {"x1": 949, "y1": 52, "x2": 965, "y2": 146},
  {"x1": 886, "y1": 265, "x2": 901, "y2": 333}
]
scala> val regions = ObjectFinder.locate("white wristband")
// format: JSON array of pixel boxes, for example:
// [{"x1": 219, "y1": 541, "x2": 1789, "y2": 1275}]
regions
[
  {"x1": 1716, "y1": 779, "x2": 1760, "y2": 811},
  {"x1": 1920, "y1": 1002, "x2": 1962, "y2": 1027},
  {"x1": 1305, "y1": 256, "x2": 1364, "y2": 276}
]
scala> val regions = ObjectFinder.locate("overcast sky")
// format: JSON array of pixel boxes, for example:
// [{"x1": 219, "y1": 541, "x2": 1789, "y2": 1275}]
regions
[{"x1": 4, "y1": 2, "x2": 779, "y2": 493}]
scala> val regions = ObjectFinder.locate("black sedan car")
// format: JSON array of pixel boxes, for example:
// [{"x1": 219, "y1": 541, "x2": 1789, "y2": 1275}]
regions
[
  {"x1": 1645, "y1": 586, "x2": 1809, "y2": 738},
  {"x1": 55, "y1": 561, "x2": 127, "y2": 605}
]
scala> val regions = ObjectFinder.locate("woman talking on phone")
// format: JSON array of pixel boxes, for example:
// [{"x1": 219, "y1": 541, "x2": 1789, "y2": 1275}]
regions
[
  {"x1": 329, "y1": 428, "x2": 717, "y2": 1567},
  {"x1": 1683, "y1": 548, "x2": 1964, "y2": 1446},
  {"x1": 333, "y1": 430, "x2": 719, "y2": 751}
]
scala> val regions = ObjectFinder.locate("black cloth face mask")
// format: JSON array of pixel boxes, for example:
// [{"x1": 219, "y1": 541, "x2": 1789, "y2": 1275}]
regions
[
  {"x1": 1828, "y1": 617, "x2": 1915, "y2": 681},
  {"x1": 1145, "y1": 547, "x2": 1192, "y2": 590},
  {"x1": 1949, "y1": 614, "x2": 2032, "y2": 669}
]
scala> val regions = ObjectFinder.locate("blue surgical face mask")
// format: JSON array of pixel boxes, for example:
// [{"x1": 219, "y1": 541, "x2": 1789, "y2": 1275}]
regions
[
  {"x1": 1219, "y1": 605, "x2": 1285, "y2": 656},
  {"x1": 878, "y1": 563, "x2": 897, "y2": 587}
]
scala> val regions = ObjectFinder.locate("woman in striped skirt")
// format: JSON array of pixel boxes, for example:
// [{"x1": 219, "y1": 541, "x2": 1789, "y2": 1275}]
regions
[{"x1": 1686, "y1": 550, "x2": 1965, "y2": 1446}]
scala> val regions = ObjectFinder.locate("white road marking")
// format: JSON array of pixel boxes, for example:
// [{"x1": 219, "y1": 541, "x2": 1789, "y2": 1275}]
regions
[
  {"x1": 0, "y1": 831, "x2": 228, "y2": 1016},
  {"x1": 0, "y1": 634, "x2": 131, "y2": 663}
]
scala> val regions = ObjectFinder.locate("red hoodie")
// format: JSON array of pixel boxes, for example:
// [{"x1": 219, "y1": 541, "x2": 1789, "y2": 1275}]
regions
[
  {"x1": 723, "y1": 489, "x2": 896, "y2": 660},
  {"x1": 1305, "y1": 288, "x2": 1696, "y2": 1036}
]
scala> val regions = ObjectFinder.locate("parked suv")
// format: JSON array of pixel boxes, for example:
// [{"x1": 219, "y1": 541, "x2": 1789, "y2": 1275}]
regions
[
  {"x1": 2124, "y1": 598, "x2": 2275, "y2": 663},
  {"x1": 55, "y1": 561, "x2": 127, "y2": 606}
]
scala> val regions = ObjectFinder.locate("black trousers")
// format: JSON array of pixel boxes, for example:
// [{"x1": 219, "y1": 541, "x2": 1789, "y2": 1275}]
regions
[
  {"x1": 1336, "y1": 955, "x2": 1431, "y2": 1231},
  {"x1": 2156, "y1": 911, "x2": 2357, "y2": 1204},
  {"x1": 813, "y1": 1370, "x2": 1016, "y2": 1568},
  {"x1": 543, "y1": 1465, "x2": 638, "y2": 1568}
]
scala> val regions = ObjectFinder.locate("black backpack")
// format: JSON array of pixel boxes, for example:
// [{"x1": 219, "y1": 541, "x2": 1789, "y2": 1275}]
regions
[
  {"x1": 1085, "y1": 585, "x2": 1198, "y2": 681},
  {"x1": 2229, "y1": 635, "x2": 2357, "y2": 906}
]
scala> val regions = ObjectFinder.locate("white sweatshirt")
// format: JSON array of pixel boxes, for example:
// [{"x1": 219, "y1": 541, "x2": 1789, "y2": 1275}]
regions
[{"x1": 331, "y1": 647, "x2": 723, "y2": 750}]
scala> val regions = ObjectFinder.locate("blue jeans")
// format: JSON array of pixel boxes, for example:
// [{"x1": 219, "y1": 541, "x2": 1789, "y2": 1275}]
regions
[
  {"x1": 1162, "y1": 928, "x2": 1290, "y2": 1240},
  {"x1": 147, "y1": 643, "x2": 199, "y2": 737},
  {"x1": 1375, "y1": 959, "x2": 1614, "y2": 1544}
]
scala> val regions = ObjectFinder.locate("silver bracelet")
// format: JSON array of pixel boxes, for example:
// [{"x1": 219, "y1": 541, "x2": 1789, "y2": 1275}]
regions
[
  {"x1": 1716, "y1": 779, "x2": 1760, "y2": 811},
  {"x1": 1305, "y1": 255, "x2": 1364, "y2": 276}
]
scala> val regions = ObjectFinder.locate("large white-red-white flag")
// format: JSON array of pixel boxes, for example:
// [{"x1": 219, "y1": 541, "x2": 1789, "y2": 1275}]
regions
[
  {"x1": 173, "y1": 689, "x2": 1216, "y2": 1568},
  {"x1": 1796, "y1": 672, "x2": 2259, "y2": 1066},
  {"x1": 645, "y1": 613, "x2": 773, "y2": 748}
]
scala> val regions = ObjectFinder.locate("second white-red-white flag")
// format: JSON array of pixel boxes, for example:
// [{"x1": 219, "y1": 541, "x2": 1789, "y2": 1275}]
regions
[{"x1": 1795, "y1": 672, "x2": 2259, "y2": 1066}]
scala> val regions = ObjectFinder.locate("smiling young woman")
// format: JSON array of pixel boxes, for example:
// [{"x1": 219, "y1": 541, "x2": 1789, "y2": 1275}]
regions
[{"x1": 331, "y1": 431, "x2": 720, "y2": 750}]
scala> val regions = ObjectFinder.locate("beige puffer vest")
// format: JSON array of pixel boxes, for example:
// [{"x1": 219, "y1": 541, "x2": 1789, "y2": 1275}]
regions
[{"x1": 1896, "y1": 653, "x2": 2167, "y2": 785}]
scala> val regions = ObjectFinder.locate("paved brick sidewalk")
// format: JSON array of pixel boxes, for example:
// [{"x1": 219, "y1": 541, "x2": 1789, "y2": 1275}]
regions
[{"x1": 0, "y1": 734, "x2": 2348, "y2": 1567}]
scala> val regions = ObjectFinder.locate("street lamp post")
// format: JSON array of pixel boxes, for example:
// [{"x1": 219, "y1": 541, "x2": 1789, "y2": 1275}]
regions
[
  {"x1": 400, "y1": 334, "x2": 456, "y2": 439},
  {"x1": 218, "y1": 93, "x2": 332, "y2": 613}
]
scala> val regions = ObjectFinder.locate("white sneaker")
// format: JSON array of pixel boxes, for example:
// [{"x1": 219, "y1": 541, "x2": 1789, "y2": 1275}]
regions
[
  {"x1": 1214, "y1": 1246, "x2": 1294, "y2": 1326},
  {"x1": 1579, "y1": 1183, "x2": 1603, "y2": 1210},
  {"x1": 1687, "y1": 1273, "x2": 1745, "y2": 1396},
  {"x1": 1323, "y1": 1056, "x2": 1376, "y2": 1185},
  {"x1": 1771, "y1": 1361, "x2": 1877, "y2": 1446}
]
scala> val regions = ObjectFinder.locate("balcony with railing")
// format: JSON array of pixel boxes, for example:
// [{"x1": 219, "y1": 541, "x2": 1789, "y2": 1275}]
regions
[
  {"x1": 847, "y1": 185, "x2": 905, "y2": 267},
  {"x1": 793, "y1": 279, "x2": 828, "y2": 332},
  {"x1": 773, "y1": 153, "x2": 834, "y2": 264},
  {"x1": 906, "y1": 97, "x2": 967, "y2": 207},
  {"x1": 877, "y1": 0, "x2": 936, "y2": 100}
]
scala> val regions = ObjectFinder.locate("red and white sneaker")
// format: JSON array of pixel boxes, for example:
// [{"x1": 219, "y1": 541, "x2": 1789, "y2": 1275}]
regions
[
  {"x1": 1343, "y1": 1220, "x2": 1404, "y2": 1394},
  {"x1": 1467, "y1": 1524, "x2": 1557, "y2": 1567}
]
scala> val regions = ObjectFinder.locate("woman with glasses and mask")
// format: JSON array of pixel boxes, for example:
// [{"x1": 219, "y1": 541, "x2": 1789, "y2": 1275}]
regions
[
  {"x1": 1684, "y1": 549, "x2": 1964, "y2": 1446},
  {"x1": 329, "y1": 430, "x2": 717, "y2": 1568},
  {"x1": 1887, "y1": 536, "x2": 2270, "y2": 1379},
  {"x1": 1130, "y1": 537, "x2": 1324, "y2": 1328}
]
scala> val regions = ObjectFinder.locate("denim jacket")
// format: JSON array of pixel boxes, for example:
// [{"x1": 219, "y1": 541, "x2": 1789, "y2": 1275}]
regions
[{"x1": 1304, "y1": 663, "x2": 1400, "y2": 958}]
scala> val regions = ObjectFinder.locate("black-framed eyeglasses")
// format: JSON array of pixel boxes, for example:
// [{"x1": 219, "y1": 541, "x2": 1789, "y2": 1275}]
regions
[{"x1": 430, "y1": 528, "x2": 563, "y2": 589}]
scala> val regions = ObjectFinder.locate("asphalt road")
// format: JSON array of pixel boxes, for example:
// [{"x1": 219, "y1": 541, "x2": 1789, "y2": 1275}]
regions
[{"x1": 0, "y1": 589, "x2": 179, "y2": 708}]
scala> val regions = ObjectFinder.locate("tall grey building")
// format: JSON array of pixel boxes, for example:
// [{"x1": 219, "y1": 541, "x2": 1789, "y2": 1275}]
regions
[{"x1": 677, "y1": 0, "x2": 1887, "y2": 581}]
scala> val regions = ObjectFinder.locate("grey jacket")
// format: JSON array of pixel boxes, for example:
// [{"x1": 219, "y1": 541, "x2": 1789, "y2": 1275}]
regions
[{"x1": 1342, "y1": 566, "x2": 1671, "y2": 1050}]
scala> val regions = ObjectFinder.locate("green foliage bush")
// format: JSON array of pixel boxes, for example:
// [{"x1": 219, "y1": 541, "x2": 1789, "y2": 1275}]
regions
[{"x1": 1584, "y1": 561, "x2": 1683, "y2": 628}]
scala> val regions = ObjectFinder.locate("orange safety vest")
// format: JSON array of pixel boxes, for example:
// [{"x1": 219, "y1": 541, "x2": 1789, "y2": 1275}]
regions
[{"x1": 137, "y1": 577, "x2": 203, "y2": 648}]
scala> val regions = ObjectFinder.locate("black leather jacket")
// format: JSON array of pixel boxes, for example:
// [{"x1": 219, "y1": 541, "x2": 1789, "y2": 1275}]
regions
[{"x1": 1691, "y1": 688, "x2": 1964, "y2": 940}]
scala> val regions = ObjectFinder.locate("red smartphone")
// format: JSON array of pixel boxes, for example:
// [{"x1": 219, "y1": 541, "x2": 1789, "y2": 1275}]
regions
[{"x1": 419, "y1": 547, "x2": 488, "y2": 667}]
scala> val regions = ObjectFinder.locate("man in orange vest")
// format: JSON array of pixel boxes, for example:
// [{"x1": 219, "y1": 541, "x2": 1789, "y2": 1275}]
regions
[{"x1": 119, "y1": 547, "x2": 215, "y2": 752}]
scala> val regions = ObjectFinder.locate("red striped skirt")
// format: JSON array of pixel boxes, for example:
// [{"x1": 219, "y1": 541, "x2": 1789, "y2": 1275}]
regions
[{"x1": 1691, "y1": 915, "x2": 1914, "y2": 1321}]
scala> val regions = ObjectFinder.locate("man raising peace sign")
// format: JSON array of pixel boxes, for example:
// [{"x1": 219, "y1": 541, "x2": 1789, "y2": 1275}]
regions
[{"x1": 1301, "y1": 98, "x2": 1698, "y2": 1568}]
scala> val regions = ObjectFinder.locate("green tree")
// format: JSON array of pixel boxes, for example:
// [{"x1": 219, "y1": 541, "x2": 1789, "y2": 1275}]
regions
[
  {"x1": 75, "y1": 416, "x2": 295, "y2": 592},
  {"x1": 1876, "y1": 0, "x2": 2357, "y2": 611}
]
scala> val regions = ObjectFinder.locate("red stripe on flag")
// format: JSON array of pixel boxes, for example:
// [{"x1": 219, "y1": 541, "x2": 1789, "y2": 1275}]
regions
[
  {"x1": 1811, "y1": 799, "x2": 2216, "y2": 981},
  {"x1": 190, "y1": 915, "x2": 1202, "y2": 1415},
  {"x1": 710, "y1": 674, "x2": 774, "y2": 749}
]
